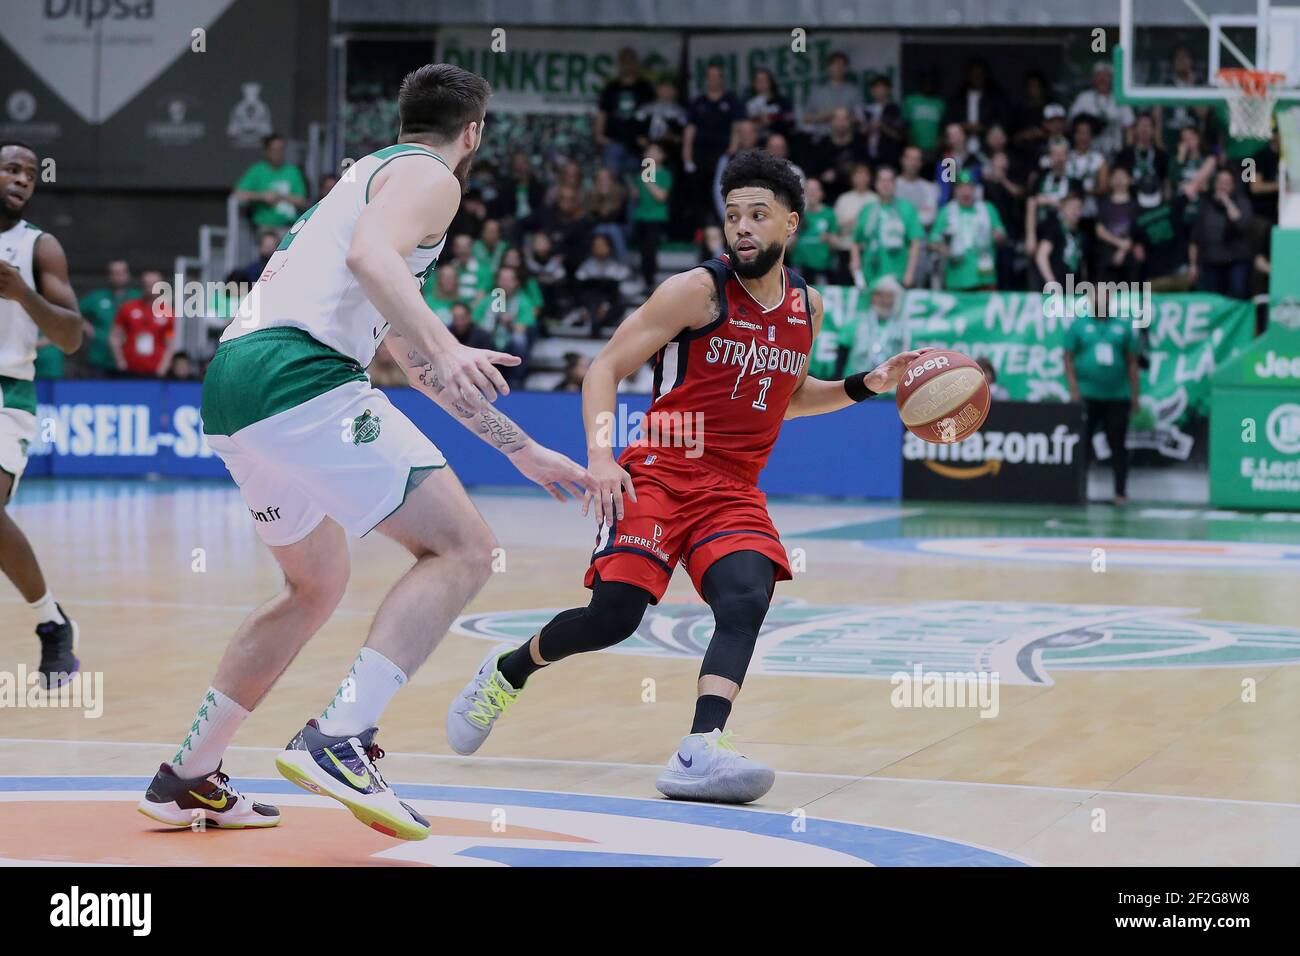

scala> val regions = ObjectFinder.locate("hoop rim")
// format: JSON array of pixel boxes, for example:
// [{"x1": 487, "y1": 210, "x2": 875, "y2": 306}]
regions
[{"x1": 1215, "y1": 68, "x2": 1288, "y2": 96}]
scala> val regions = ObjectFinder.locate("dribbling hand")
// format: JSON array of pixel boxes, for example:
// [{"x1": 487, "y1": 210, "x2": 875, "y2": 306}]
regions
[{"x1": 864, "y1": 346, "x2": 939, "y2": 394}]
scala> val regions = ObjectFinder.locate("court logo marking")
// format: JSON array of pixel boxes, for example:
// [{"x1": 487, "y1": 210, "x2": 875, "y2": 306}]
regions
[
  {"x1": 455, "y1": 599, "x2": 1300, "y2": 686},
  {"x1": 0, "y1": 777, "x2": 1024, "y2": 867}
]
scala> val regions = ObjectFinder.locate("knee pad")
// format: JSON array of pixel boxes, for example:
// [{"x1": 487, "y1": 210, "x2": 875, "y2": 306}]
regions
[
  {"x1": 708, "y1": 584, "x2": 769, "y2": 640},
  {"x1": 586, "y1": 579, "x2": 651, "y2": 642}
]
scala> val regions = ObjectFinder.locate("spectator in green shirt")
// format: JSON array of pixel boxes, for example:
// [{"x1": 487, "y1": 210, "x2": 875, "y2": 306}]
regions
[
  {"x1": 233, "y1": 134, "x2": 308, "y2": 229},
  {"x1": 633, "y1": 142, "x2": 673, "y2": 288},
  {"x1": 472, "y1": 265, "x2": 536, "y2": 386},
  {"x1": 837, "y1": 276, "x2": 906, "y2": 378},
  {"x1": 471, "y1": 220, "x2": 508, "y2": 294},
  {"x1": 421, "y1": 265, "x2": 464, "y2": 325},
  {"x1": 447, "y1": 234, "x2": 484, "y2": 304},
  {"x1": 901, "y1": 71, "x2": 946, "y2": 157},
  {"x1": 790, "y1": 178, "x2": 839, "y2": 284},
  {"x1": 77, "y1": 258, "x2": 139, "y2": 376},
  {"x1": 850, "y1": 166, "x2": 923, "y2": 288},
  {"x1": 501, "y1": 247, "x2": 545, "y2": 316},
  {"x1": 34, "y1": 337, "x2": 65, "y2": 379},
  {"x1": 929, "y1": 173, "x2": 1006, "y2": 291},
  {"x1": 1063, "y1": 307, "x2": 1141, "y2": 503}
]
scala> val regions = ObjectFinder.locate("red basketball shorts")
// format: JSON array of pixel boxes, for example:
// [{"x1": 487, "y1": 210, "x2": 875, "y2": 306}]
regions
[{"x1": 583, "y1": 450, "x2": 793, "y2": 603}]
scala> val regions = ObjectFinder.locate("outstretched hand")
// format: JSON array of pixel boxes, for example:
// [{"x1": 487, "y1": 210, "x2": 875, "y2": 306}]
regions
[{"x1": 510, "y1": 442, "x2": 596, "y2": 504}]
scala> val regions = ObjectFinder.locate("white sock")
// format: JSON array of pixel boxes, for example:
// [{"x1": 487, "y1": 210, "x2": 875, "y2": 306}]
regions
[
  {"x1": 317, "y1": 648, "x2": 408, "y2": 737},
  {"x1": 29, "y1": 593, "x2": 65, "y2": 626},
  {"x1": 170, "y1": 687, "x2": 249, "y2": 778}
]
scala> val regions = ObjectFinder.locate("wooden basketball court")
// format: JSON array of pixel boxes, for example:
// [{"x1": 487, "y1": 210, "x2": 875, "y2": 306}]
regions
[{"x1": 2, "y1": 478, "x2": 1297, "y2": 866}]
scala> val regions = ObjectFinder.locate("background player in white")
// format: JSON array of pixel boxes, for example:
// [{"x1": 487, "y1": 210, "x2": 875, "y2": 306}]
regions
[
  {"x1": 138, "y1": 65, "x2": 594, "y2": 839},
  {"x1": 0, "y1": 141, "x2": 83, "y2": 689}
]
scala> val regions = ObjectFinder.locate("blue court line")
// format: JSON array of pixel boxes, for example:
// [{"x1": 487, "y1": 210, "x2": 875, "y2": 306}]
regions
[
  {"x1": 456, "y1": 846, "x2": 719, "y2": 867},
  {"x1": 0, "y1": 776, "x2": 1025, "y2": 866}
]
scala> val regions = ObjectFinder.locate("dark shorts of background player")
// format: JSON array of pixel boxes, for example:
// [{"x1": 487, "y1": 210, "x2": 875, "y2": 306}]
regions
[{"x1": 583, "y1": 448, "x2": 793, "y2": 603}]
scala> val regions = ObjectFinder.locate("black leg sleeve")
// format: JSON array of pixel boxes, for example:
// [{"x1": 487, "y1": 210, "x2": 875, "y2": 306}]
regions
[
  {"x1": 698, "y1": 551, "x2": 777, "y2": 687},
  {"x1": 499, "y1": 574, "x2": 653, "y2": 688}
]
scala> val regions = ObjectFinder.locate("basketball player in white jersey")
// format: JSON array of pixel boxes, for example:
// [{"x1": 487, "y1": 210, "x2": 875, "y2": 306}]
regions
[
  {"x1": 0, "y1": 141, "x2": 83, "y2": 689},
  {"x1": 138, "y1": 65, "x2": 595, "y2": 839}
]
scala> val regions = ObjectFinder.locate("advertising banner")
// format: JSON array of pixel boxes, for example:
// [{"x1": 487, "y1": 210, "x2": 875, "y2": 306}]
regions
[
  {"x1": 1209, "y1": 324, "x2": 1300, "y2": 509},
  {"x1": 817, "y1": 289, "x2": 1257, "y2": 460},
  {"x1": 436, "y1": 28, "x2": 683, "y2": 114},
  {"x1": 0, "y1": 0, "x2": 299, "y2": 188},
  {"x1": 903, "y1": 400, "x2": 1086, "y2": 504},
  {"x1": 27, "y1": 383, "x2": 903, "y2": 499}
]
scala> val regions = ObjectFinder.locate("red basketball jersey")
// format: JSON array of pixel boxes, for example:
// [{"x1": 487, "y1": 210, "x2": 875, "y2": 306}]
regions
[{"x1": 635, "y1": 257, "x2": 813, "y2": 485}]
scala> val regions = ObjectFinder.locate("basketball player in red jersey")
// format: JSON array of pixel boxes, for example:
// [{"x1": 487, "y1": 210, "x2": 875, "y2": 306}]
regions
[{"x1": 448, "y1": 150, "x2": 929, "y2": 803}]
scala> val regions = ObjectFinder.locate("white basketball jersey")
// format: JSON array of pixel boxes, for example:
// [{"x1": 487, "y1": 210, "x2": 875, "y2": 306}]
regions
[
  {"x1": 222, "y1": 143, "x2": 450, "y2": 368},
  {"x1": 0, "y1": 219, "x2": 42, "y2": 380}
]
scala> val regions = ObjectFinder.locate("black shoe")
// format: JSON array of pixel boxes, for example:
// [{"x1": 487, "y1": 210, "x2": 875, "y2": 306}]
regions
[
  {"x1": 137, "y1": 762, "x2": 280, "y2": 829},
  {"x1": 36, "y1": 605, "x2": 79, "y2": 690}
]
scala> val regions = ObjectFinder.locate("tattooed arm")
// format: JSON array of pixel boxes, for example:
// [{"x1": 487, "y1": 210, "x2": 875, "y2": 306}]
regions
[{"x1": 386, "y1": 330, "x2": 594, "y2": 502}]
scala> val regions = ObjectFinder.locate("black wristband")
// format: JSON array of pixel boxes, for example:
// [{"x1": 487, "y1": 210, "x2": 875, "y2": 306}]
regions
[{"x1": 843, "y1": 375, "x2": 877, "y2": 403}]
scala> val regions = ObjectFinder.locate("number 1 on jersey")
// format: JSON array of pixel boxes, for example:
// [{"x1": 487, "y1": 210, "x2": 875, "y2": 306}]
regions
[{"x1": 753, "y1": 376, "x2": 772, "y2": 410}]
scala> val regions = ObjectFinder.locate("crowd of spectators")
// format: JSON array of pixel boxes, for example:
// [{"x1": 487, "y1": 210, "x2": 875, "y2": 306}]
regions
[{"x1": 52, "y1": 45, "x2": 1279, "y2": 390}]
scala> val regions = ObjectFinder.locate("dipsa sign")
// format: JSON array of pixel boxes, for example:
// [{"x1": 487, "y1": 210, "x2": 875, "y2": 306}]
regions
[
  {"x1": 903, "y1": 401, "x2": 1086, "y2": 505},
  {"x1": 28, "y1": 380, "x2": 225, "y2": 478}
]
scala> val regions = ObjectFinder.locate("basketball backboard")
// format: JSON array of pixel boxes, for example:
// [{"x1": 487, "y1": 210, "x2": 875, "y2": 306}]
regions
[{"x1": 1116, "y1": 0, "x2": 1300, "y2": 104}]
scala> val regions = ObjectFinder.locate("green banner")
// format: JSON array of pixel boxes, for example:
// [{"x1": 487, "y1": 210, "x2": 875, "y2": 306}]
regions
[
  {"x1": 437, "y1": 28, "x2": 682, "y2": 114},
  {"x1": 815, "y1": 288, "x2": 1257, "y2": 460},
  {"x1": 1209, "y1": 324, "x2": 1300, "y2": 509}
]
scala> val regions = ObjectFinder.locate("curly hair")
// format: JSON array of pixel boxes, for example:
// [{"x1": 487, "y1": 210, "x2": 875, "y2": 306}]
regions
[{"x1": 719, "y1": 148, "x2": 805, "y2": 220}]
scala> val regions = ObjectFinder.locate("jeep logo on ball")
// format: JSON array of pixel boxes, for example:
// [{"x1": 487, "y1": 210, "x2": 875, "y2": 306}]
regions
[{"x1": 902, "y1": 355, "x2": 950, "y2": 390}]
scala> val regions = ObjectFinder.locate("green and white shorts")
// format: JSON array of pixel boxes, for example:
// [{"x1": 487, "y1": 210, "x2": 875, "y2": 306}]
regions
[
  {"x1": 0, "y1": 376, "x2": 38, "y2": 498},
  {"x1": 202, "y1": 328, "x2": 446, "y2": 547}
]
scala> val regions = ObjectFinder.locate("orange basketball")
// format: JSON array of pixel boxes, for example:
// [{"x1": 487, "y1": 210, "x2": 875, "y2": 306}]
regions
[{"x1": 894, "y1": 349, "x2": 991, "y2": 444}]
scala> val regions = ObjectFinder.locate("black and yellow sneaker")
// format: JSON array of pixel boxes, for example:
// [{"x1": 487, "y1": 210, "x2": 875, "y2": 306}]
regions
[
  {"x1": 36, "y1": 605, "x2": 79, "y2": 690},
  {"x1": 137, "y1": 762, "x2": 280, "y2": 829},
  {"x1": 275, "y1": 720, "x2": 430, "y2": 841}
]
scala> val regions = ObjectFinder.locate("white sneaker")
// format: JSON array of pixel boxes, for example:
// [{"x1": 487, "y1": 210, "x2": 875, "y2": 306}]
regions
[
  {"x1": 655, "y1": 729, "x2": 776, "y2": 804},
  {"x1": 446, "y1": 644, "x2": 519, "y2": 755}
]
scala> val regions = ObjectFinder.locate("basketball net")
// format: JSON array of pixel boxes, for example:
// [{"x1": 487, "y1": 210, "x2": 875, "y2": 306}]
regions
[{"x1": 1216, "y1": 68, "x2": 1286, "y2": 139}]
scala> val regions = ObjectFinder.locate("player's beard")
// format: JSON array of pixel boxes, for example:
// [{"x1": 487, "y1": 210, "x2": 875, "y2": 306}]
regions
[
  {"x1": 725, "y1": 236, "x2": 783, "y2": 279},
  {"x1": 1, "y1": 191, "x2": 29, "y2": 224},
  {"x1": 452, "y1": 148, "x2": 476, "y2": 187}
]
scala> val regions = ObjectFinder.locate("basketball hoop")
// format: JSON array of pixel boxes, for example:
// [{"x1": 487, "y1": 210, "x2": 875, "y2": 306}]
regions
[{"x1": 1216, "y1": 68, "x2": 1286, "y2": 139}]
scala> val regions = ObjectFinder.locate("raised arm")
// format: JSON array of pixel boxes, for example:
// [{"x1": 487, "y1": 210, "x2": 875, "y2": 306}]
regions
[
  {"x1": 583, "y1": 268, "x2": 714, "y2": 524},
  {"x1": 347, "y1": 156, "x2": 516, "y2": 406},
  {"x1": 786, "y1": 287, "x2": 932, "y2": 419}
]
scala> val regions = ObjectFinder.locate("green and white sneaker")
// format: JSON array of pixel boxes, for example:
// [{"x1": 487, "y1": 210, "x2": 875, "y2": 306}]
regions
[
  {"x1": 446, "y1": 644, "x2": 519, "y2": 755},
  {"x1": 655, "y1": 729, "x2": 776, "y2": 804}
]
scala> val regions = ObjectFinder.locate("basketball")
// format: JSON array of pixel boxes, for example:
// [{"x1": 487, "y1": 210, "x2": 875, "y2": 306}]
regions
[{"x1": 894, "y1": 349, "x2": 991, "y2": 444}]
